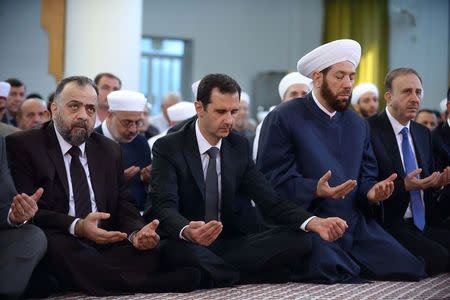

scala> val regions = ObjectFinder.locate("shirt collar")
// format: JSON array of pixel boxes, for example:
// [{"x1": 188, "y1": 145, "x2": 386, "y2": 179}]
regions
[
  {"x1": 101, "y1": 120, "x2": 117, "y2": 142},
  {"x1": 447, "y1": 118, "x2": 450, "y2": 128},
  {"x1": 311, "y1": 90, "x2": 336, "y2": 119},
  {"x1": 54, "y1": 123, "x2": 86, "y2": 156},
  {"x1": 386, "y1": 107, "x2": 410, "y2": 135},
  {"x1": 195, "y1": 119, "x2": 222, "y2": 155}
]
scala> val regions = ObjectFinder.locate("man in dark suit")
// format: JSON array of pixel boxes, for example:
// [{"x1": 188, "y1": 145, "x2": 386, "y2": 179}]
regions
[
  {"x1": 151, "y1": 73, "x2": 351, "y2": 288},
  {"x1": 0, "y1": 136, "x2": 47, "y2": 298},
  {"x1": 94, "y1": 90, "x2": 151, "y2": 212},
  {"x1": 431, "y1": 87, "x2": 450, "y2": 229},
  {"x1": 368, "y1": 68, "x2": 450, "y2": 275},
  {"x1": 6, "y1": 76, "x2": 201, "y2": 296}
]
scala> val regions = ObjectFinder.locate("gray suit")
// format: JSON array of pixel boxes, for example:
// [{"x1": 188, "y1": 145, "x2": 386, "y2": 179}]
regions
[
  {"x1": 0, "y1": 122, "x2": 20, "y2": 137},
  {"x1": 0, "y1": 136, "x2": 47, "y2": 298}
]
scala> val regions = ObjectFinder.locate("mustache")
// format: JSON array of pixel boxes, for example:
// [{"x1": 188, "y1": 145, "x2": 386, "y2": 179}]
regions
[{"x1": 71, "y1": 120, "x2": 88, "y2": 129}]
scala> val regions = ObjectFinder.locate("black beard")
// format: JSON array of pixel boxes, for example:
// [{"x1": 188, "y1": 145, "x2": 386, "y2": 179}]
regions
[
  {"x1": 54, "y1": 113, "x2": 93, "y2": 146},
  {"x1": 320, "y1": 79, "x2": 351, "y2": 112}
]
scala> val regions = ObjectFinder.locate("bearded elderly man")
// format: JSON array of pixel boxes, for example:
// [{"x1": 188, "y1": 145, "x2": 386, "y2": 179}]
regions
[
  {"x1": 95, "y1": 90, "x2": 151, "y2": 212},
  {"x1": 6, "y1": 76, "x2": 201, "y2": 296},
  {"x1": 257, "y1": 39, "x2": 426, "y2": 282}
]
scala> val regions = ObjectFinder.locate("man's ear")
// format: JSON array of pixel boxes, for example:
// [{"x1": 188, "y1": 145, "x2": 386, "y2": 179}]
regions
[{"x1": 194, "y1": 100, "x2": 204, "y2": 117}]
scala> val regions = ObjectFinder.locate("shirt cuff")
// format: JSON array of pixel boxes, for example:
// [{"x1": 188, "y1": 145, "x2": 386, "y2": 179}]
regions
[
  {"x1": 69, "y1": 218, "x2": 80, "y2": 236},
  {"x1": 127, "y1": 230, "x2": 138, "y2": 244},
  {"x1": 179, "y1": 225, "x2": 189, "y2": 241},
  {"x1": 7, "y1": 208, "x2": 28, "y2": 227},
  {"x1": 300, "y1": 216, "x2": 316, "y2": 232}
]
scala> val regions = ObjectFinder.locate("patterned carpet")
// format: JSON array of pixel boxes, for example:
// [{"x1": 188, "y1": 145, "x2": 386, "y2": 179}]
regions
[{"x1": 46, "y1": 273, "x2": 450, "y2": 300}]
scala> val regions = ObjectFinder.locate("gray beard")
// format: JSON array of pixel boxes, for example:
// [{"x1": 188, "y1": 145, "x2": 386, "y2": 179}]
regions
[{"x1": 54, "y1": 113, "x2": 93, "y2": 146}]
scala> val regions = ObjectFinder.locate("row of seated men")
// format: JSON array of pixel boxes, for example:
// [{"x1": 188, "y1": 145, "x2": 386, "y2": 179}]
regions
[{"x1": 0, "y1": 39, "x2": 450, "y2": 299}]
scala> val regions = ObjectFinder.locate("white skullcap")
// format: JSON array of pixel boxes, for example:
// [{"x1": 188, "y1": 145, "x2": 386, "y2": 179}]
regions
[
  {"x1": 351, "y1": 83, "x2": 379, "y2": 105},
  {"x1": 107, "y1": 90, "x2": 147, "y2": 112},
  {"x1": 241, "y1": 91, "x2": 250, "y2": 103},
  {"x1": 191, "y1": 80, "x2": 200, "y2": 99},
  {"x1": 297, "y1": 39, "x2": 361, "y2": 78},
  {"x1": 278, "y1": 72, "x2": 312, "y2": 100},
  {"x1": 0, "y1": 81, "x2": 11, "y2": 98},
  {"x1": 440, "y1": 98, "x2": 448, "y2": 112},
  {"x1": 167, "y1": 101, "x2": 196, "y2": 122}
]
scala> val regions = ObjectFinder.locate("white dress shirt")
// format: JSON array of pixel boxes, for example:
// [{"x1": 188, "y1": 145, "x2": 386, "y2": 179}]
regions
[
  {"x1": 54, "y1": 127, "x2": 97, "y2": 235},
  {"x1": 385, "y1": 107, "x2": 424, "y2": 219},
  {"x1": 101, "y1": 120, "x2": 117, "y2": 142}
]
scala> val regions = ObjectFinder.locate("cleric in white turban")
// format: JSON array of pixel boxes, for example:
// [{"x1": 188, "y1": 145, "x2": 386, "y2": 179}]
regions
[
  {"x1": 351, "y1": 83, "x2": 379, "y2": 118},
  {"x1": 256, "y1": 39, "x2": 424, "y2": 283},
  {"x1": 297, "y1": 39, "x2": 361, "y2": 79},
  {"x1": 278, "y1": 72, "x2": 312, "y2": 101},
  {"x1": 107, "y1": 90, "x2": 147, "y2": 112},
  {"x1": 97, "y1": 89, "x2": 152, "y2": 212}
]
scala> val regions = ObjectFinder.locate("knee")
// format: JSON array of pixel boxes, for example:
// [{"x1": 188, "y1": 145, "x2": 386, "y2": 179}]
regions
[
  {"x1": 427, "y1": 246, "x2": 449, "y2": 275},
  {"x1": 18, "y1": 225, "x2": 47, "y2": 260}
]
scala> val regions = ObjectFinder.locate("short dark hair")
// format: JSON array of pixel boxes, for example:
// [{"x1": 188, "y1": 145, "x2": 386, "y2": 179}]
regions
[
  {"x1": 94, "y1": 72, "x2": 122, "y2": 88},
  {"x1": 384, "y1": 68, "x2": 422, "y2": 93},
  {"x1": 197, "y1": 74, "x2": 241, "y2": 108},
  {"x1": 55, "y1": 76, "x2": 98, "y2": 104},
  {"x1": 5, "y1": 78, "x2": 25, "y2": 89},
  {"x1": 26, "y1": 93, "x2": 43, "y2": 100}
]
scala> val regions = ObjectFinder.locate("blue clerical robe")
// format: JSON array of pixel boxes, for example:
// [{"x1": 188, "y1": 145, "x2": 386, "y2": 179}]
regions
[{"x1": 257, "y1": 93, "x2": 426, "y2": 281}]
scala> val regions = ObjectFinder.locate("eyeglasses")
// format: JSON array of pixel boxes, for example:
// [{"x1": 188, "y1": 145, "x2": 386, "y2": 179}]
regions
[{"x1": 117, "y1": 118, "x2": 144, "y2": 128}]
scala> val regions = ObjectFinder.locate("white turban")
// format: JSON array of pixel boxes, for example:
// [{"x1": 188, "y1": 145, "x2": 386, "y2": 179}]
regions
[
  {"x1": 241, "y1": 91, "x2": 250, "y2": 103},
  {"x1": 440, "y1": 98, "x2": 448, "y2": 113},
  {"x1": 107, "y1": 90, "x2": 147, "y2": 112},
  {"x1": 297, "y1": 39, "x2": 361, "y2": 78},
  {"x1": 191, "y1": 80, "x2": 200, "y2": 99},
  {"x1": 167, "y1": 101, "x2": 196, "y2": 122},
  {"x1": 351, "y1": 83, "x2": 379, "y2": 105},
  {"x1": 0, "y1": 82, "x2": 11, "y2": 98},
  {"x1": 278, "y1": 72, "x2": 312, "y2": 100}
]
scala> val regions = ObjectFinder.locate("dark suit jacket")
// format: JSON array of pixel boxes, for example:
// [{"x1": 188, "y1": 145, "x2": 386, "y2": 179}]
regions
[
  {"x1": 432, "y1": 121, "x2": 450, "y2": 171},
  {"x1": 94, "y1": 125, "x2": 152, "y2": 211},
  {"x1": 150, "y1": 120, "x2": 312, "y2": 239},
  {"x1": 368, "y1": 111, "x2": 437, "y2": 227},
  {"x1": 6, "y1": 121, "x2": 144, "y2": 234},
  {"x1": 431, "y1": 120, "x2": 450, "y2": 223},
  {"x1": 0, "y1": 137, "x2": 17, "y2": 229}
]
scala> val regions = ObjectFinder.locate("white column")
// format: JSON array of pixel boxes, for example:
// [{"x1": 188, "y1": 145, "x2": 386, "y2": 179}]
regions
[{"x1": 65, "y1": 0, "x2": 142, "y2": 90}]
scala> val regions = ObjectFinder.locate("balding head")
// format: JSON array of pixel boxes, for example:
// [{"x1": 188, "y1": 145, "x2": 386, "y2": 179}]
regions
[{"x1": 17, "y1": 98, "x2": 50, "y2": 129}]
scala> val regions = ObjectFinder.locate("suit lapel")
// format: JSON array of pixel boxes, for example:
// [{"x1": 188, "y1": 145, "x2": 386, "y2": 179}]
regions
[
  {"x1": 220, "y1": 138, "x2": 235, "y2": 218},
  {"x1": 46, "y1": 123, "x2": 70, "y2": 199},
  {"x1": 378, "y1": 112, "x2": 406, "y2": 177},
  {"x1": 85, "y1": 136, "x2": 106, "y2": 212},
  {"x1": 183, "y1": 123, "x2": 206, "y2": 200},
  {"x1": 410, "y1": 122, "x2": 427, "y2": 174}
]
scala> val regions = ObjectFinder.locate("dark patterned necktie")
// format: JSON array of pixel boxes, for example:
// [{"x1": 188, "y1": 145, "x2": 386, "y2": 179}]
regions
[
  {"x1": 205, "y1": 147, "x2": 219, "y2": 221},
  {"x1": 68, "y1": 146, "x2": 92, "y2": 218}
]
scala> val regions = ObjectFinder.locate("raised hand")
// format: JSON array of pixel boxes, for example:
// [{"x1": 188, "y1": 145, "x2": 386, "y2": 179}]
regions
[
  {"x1": 9, "y1": 187, "x2": 44, "y2": 225},
  {"x1": 404, "y1": 168, "x2": 440, "y2": 191},
  {"x1": 132, "y1": 219, "x2": 160, "y2": 250},
  {"x1": 124, "y1": 166, "x2": 140, "y2": 182},
  {"x1": 182, "y1": 220, "x2": 223, "y2": 246},
  {"x1": 75, "y1": 212, "x2": 127, "y2": 244},
  {"x1": 315, "y1": 170, "x2": 357, "y2": 199},
  {"x1": 305, "y1": 217, "x2": 348, "y2": 242},
  {"x1": 140, "y1": 164, "x2": 152, "y2": 184},
  {"x1": 367, "y1": 173, "x2": 397, "y2": 202}
]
